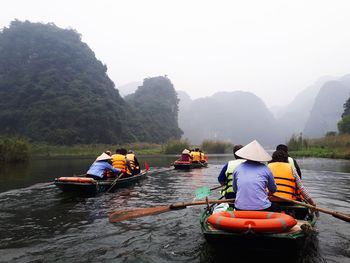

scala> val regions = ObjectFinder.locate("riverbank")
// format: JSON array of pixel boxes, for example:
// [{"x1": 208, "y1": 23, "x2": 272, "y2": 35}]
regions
[
  {"x1": 30, "y1": 143, "x2": 163, "y2": 159},
  {"x1": 289, "y1": 134, "x2": 350, "y2": 160}
]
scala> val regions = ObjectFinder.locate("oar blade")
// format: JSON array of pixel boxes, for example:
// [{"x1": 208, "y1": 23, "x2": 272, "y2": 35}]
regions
[
  {"x1": 109, "y1": 206, "x2": 170, "y2": 223},
  {"x1": 195, "y1": 186, "x2": 211, "y2": 199}
]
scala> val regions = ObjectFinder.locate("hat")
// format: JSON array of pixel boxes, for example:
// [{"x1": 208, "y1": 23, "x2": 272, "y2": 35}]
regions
[
  {"x1": 235, "y1": 140, "x2": 272, "y2": 162},
  {"x1": 96, "y1": 152, "x2": 112, "y2": 161},
  {"x1": 182, "y1": 149, "x2": 190, "y2": 154}
]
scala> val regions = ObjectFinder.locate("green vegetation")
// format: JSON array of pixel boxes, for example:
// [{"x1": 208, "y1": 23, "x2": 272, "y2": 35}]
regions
[
  {"x1": 201, "y1": 140, "x2": 233, "y2": 154},
  {"x1": 0, "y1": 21, "x2": 182, "y2": 145},
  {"x1": 0, "y1": 136, "x2": 30, "y2": 163},
  {"x1": 30, "y1": 142, "x2": 163, "y2": 159},
  {"x1": 338, "y1": 95, "x2": 350, "y2": 134},
  {"x1": 288, "y1": 134, "x2": 350, "y2": 159},
  {"x1": 163, "y1": 139, "x2": 190, "y2": 154}
]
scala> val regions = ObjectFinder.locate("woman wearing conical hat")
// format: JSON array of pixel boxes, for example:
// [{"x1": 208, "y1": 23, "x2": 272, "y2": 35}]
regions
[
  {"x1": 86, "y1": 153, "x2": 123, "y2": 180},
  {"x1": 232, "y1": 140, "x2": 279, "y2": 211}
]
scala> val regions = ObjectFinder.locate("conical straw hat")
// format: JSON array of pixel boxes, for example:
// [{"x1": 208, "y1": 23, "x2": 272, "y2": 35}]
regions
[
  {"x1": 96, "y1": 152, "x2": 112, "y2": 161},
  {"x1": 235, "y1": 140, "x2": 271, "y2": 162},
  {"x1": 182, "y1": 149, "x2": 190, "y2": 154}
]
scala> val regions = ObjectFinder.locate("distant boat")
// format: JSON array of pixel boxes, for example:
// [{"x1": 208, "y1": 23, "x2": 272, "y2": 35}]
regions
[{"x1": 173, "y1": 160, "x2": 208, "y2": 169}]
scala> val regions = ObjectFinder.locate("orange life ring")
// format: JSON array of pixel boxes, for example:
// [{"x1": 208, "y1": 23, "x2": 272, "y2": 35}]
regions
[
  {"x1": 208, "y1": 210, "x2": 297, "y2": 233},
  {"x1": 58, "y1": 177, "x2": 96, "y2": 183}
]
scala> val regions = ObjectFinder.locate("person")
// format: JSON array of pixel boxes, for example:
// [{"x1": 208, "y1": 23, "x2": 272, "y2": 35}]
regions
[
  {"x1": 268, "y1": 150, "x2": 316, "y2": 207},
  {"x1": 276, "y1": 144, "x2": 302, "y2": 179},
  {"x1": 232, "y1": 140, "x2": 279, "y2": 211},
  {"x1": 86, "y1": 153, "x2": 122, "y2": 180},
  {"x1": 199, "y1": 150, "x2": 206, "y2": 163},
  {"x1": 126, "y1": 150, "x2": 141, "y2": 175},
  {"x1": 180, "y1": 149, "x2": 193, "y2": 162},
  {"x1": 192, "y1": 148, "x2": 201, "y2": 162},
  {"x1": 111, "y1": 148, "x2": 133, "y2": 178},
  {"x1": 104, "y1": 150, "x2": 112, "y2": 156},
  {"x1": 217, "y1": 144, "x2": 245, "y2": 199}
]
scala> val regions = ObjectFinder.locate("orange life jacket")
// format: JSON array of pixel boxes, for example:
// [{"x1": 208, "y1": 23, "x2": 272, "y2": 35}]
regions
[
  {"x1": 111, "y1": 154, "x2": 127, "y2": 170},
  {"x1": 268, "y1": 162, "x2": 300, "y2": 201}
]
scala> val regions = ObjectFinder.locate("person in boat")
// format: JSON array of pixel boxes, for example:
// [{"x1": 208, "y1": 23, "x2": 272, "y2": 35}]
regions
[
  {"x1": 180, "y1": 149, "x2": 193, "y2": 162},
  {"x1": 276, "y1": 144, "x2": 302, "y2": 179},
  {"x1": 268, "y1": 150, "x2": 316, "y2": 207},
  {"x1": 231, "y1": 140, "x2": 280, "y2": 212},
  {"x1": 86, "y1": 153, "x2": 123, "y2": 180},
  {"x1": 199, "y1": 150, "x2": 206, "y2": 163},
  {"x1": 217, "y1": 144, "x2": 245, "y2": 199},
  {"x1": 104, "y1": 150, "x2": 112, "y2": 156},
  {"x1": 126, "y1": 150, "x2": 140, "y2": 175},
  {"x1": 111, "y1": 148, "x2": 133, "y2": 178},
  {"x1": 191, "y1": 148, "x2": 202, "y2": 163}
]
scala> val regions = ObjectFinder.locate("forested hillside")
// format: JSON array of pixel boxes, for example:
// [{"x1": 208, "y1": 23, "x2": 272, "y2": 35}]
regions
[
  {"x1": 0, "y1": 21, "x2": 181, "y2": 145},
  {"x1": 125, "y1": 76, "x2": 183, "y2": 142}
]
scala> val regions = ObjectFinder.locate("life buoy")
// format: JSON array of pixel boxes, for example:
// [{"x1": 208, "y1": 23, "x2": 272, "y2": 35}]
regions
[
  {"x1": 208, "y1": 210, "x2": 297, "y2": 233},
  {"x1": 58, "y1": 177, "x2": 96, "y2": 183}
]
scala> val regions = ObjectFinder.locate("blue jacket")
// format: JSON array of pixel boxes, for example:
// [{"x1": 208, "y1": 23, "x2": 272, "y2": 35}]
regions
[{"x1": 86, "y1": 161, "x2": 121, "y2": 179}]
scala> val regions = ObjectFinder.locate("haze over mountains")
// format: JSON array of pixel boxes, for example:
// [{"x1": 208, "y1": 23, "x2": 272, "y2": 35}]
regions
[{"x1": 120, "y1": 75, "x2": 350, "y2": 145}]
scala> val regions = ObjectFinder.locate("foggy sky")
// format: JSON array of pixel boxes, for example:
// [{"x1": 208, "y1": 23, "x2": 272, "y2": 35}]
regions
[{"x1": 1, "y1": 0, "x2": 350, "y2": 107}]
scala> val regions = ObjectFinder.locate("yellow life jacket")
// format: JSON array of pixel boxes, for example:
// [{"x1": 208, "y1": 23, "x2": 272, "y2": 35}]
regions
[
  {"x1": 221, "y1": 159, "x2": 246, "y2": 196},
  {"x1": 111, "y1": 154, "x2": 127, "y2": 170},
  {"x1": 268, "y1": 162, "x2": 299, "y2": 201},
  {"x1": 192, "y1": 151, "x2": 201, "y2": 162},
  {"x1": 126, "y1": 153, "x2": 139, "y2": 173}
]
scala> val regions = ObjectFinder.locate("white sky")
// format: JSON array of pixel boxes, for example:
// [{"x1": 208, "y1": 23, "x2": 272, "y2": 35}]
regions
[{"x1": 1, "y1": 0, "x2": 350, "y2": 107}]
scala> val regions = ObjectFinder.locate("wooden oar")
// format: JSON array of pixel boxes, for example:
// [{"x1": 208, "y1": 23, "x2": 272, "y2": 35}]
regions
[
  {"x1": 106, "y1": 172, "x2": 124, "y2": 193},
  {"x1": 109, "y1": 198, "x2": 235, "y2": 223},
  {"x1": 272, "y1": 195, "x2": 350, "y2": 223}
]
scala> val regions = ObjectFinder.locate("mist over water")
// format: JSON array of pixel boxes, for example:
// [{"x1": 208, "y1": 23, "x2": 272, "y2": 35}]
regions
[{"x1": 0, "y1": 156, "x2": 349, "y2": 262}]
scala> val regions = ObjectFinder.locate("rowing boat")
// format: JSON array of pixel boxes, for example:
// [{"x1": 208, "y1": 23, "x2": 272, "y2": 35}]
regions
[
  {"x1": 200, "y1": 203, "x2": 317, "y2": 251},
  {"x1": 54, "y1": 170, "x2": 147, "y2": 196},
  {"x1": 173, "y1": 160, "x2": 208, "y2": 169}
]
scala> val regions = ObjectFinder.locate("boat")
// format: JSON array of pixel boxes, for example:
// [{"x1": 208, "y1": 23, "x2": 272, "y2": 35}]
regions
[
  {"x1": 200, "y1": 202, "x2": 317, "y2": 251},
  {"x1": 54, "y1": 170, "x2": 147, "y2": 196},
  {"x1": 173, "y1": 160, "x2": 208, "y2": 169}
]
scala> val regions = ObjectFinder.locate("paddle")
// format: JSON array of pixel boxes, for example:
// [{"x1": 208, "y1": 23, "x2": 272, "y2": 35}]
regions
[
  {"x1": 195, "y1": 185, "x2": 223, "y2": 199},
  {"x1": 106, "y1": 172, "x2": 124, "y2": 193},
  {"x1": 272, "y1": 195, "x2": 350, "y2": 223},
  {"x1": 109, "y1": 198, "x2": 235, "y2": 223},
  {"x1": 107, "y1": 162, "x2": 149, "y2": 193}
]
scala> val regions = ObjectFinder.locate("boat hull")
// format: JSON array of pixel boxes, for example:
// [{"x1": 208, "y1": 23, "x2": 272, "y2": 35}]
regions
[
  {"x1": 174, "y1": 161, "x2": 208, "y2": 169},
  {"x1": 200, "y1": 204, "x2": 317, "y2": 251},
  {"x1": 54, "y1": 171, "x2": 147, "y2": 196}
]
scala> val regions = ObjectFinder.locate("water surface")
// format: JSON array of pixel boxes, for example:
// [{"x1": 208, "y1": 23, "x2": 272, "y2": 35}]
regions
[{"x1": 0, "y1": 155, "x2": 349, "y2": 262}]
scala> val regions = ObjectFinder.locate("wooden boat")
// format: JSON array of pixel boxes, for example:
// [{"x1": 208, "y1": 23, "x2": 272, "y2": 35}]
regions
[
  {"x1": 200, "y1": 203, "x2": 317, "y2": 251},
  {"x1": 173, "y1": 160, "x2": 208, "y2": 169},
  {"x1": 54, "y1": 170, "x2": 147, "y2": 196}
]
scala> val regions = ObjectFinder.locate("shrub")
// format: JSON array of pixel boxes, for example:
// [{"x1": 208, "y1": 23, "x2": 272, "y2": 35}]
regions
[
  {"x1": 163, "y1": 139, "x2": 190, "y2": 154},
  {"x1": 0, "y1": 136, "x2": 30, "y2": 163},
  {"x1": 201, "y1": 140, "x2": 233, "y2": 154}
]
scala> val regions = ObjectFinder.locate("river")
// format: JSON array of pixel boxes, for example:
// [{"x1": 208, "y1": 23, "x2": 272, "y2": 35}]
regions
[{"x1": 0, "y1": 155, "x2": 349, "y2": 262}]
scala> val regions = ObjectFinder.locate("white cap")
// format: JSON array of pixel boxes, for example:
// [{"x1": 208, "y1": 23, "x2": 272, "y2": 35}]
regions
[
  {"x1": 235, "y1": 140, "x2": 272, "y2": 162},
  {"x1": 182, "y1": 149, "x2": 190, "y2": 154}
]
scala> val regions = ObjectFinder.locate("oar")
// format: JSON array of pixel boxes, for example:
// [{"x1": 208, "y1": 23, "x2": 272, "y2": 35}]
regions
[
  {"x1": 109, "y1": 198, "x2": 235, "y2": 223},
  {"x1": 272, "y1": 195, "x2": 350, "y2": 223},
  {"x1": 195, "y1": 185, "x2": 223, "y2": 199},
  {"x1": 106, "y1": 172, "x2": 124, "y2": 193}
]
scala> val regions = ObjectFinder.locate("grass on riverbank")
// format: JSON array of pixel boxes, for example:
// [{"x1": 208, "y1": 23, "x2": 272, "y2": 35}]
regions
[
  {"x1": 289, "y1": 134, "x2": 350, "y2": 160},
  {"x1": 30, "y1": 143, "x2": 163, "y2": 159}
]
